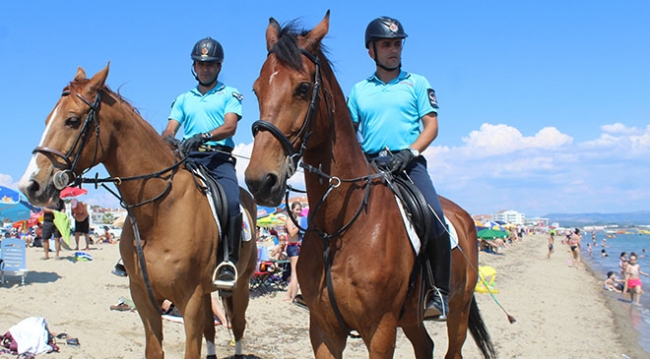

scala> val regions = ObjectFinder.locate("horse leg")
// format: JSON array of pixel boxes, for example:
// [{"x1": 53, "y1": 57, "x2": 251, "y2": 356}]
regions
[
  {"x1": 444, "y1": 291, "x2": 472, "y2": 359},
  {"x1": 363, "y1": 316, "x2": 400, "y2": 359},
  {"x1": 182, "y1": 290, "x2": 208, "y2": 359},
  {"x1": 401, "y1": 318, "x2": 433, "y2": 359},
  {"x1": 223, "y1": 284, "x2": 250, "y2": 356},
  {"x1": 309, "y1": 315, "x2": 346, "y2": 359},
  {"x1": 129, "y1": 282, "x2": 164, "y2": 359},
  {"x1": 202, "y1": 294, "x2": 217, "y2": 359}
]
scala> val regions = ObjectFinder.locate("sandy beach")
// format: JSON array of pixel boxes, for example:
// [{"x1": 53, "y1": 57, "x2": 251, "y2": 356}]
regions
[{"x1": 0, "y1": 233, "x2": 647, "y2": 358}]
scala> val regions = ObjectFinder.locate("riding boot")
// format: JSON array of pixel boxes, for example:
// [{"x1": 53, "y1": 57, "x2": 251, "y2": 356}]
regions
[
  {"x1": 424, "y1": 229, "x2": 451, "y2": 321},
  {"x1": 213, "y1": 213, "x2": 241, "y2": 292}
]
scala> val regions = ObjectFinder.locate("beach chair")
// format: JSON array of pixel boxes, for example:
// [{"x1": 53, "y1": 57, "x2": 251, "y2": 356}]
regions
[
  {"x1": 250, "y1": 247, "x2": 274, "y2": 295},
  {"x1": 1, "y1": 238, "x2": 28, "y2": 285}
]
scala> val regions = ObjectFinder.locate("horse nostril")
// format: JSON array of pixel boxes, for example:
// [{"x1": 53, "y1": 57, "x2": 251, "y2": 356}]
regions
[
  {"x1": 264, "y1": 173, "x2": 278, "y2": 190},
  {"x1": 26, "y1": 180, "x2": 40, "y2": 195}
]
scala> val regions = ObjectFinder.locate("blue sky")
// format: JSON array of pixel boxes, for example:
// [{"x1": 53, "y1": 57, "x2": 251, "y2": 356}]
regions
[{"x1": 1, "y1": 1, "x2": 649, "y2": 217}]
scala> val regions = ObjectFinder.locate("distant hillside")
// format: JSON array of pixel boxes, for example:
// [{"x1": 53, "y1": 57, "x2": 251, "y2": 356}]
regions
[{"x1": 544, "y1": 210, "x2": 650, "y2": 227}]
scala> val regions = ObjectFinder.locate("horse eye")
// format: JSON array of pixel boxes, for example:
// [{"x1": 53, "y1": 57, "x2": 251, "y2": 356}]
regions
[
  {"x1": 65, "y1": 116, "x2": 81, "y2": 128},
  {"x1": 296, "y1": 82, "x2": 311, "y2": 98}
]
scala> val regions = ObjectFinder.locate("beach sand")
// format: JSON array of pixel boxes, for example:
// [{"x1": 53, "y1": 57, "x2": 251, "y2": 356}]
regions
[{"x1": 0, "y1": 234, "x2": 646, "y2": 358}]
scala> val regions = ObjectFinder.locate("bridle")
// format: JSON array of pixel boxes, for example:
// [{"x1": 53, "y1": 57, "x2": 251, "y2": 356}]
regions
[
  {"x1": 251, "y1": 48, "x2": 322, "y2": 178},
  {"x1": 33, "y1": 91, "x2": 102, "y2": 190}
]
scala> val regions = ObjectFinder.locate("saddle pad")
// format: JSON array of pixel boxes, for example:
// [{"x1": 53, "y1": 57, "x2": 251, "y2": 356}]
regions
[
  {"x1": 192, "y1": 168, "x2": 251, "y2": 242},
  {"x1": 395, "y1": 195, "x2": 459, "y2": 254}
]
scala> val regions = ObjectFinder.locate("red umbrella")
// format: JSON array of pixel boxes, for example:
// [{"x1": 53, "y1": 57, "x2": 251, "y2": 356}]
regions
[{"x1": 60, "y1": 186, "x2": 88, "y2": 198}]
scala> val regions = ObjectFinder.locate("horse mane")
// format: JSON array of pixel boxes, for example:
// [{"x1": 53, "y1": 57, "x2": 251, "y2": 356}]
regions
[
  {"x1": 270, "y1": 20, "x2": 332, "y2": 71},
  {"x1": 66, "y1": 79, "x2": 143, "y2": 119}
]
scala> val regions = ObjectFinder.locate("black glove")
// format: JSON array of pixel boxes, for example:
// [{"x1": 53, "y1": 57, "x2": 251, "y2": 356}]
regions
[
  {"x1": 387, "y1": 149, "x2": 415, "y2": 174},
  {"x1": 180, "y1": 134, "x2": 206, "y2": 156},
  {"x1": 163, "y1": 136, "x2": 181, "y2": 150}
]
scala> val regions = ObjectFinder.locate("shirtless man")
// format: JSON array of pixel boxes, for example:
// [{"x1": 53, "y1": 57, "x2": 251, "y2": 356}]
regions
[
  {"x1": 623, "y1": 252, "x2": 649, "y2": 305},
  {"x1": 71, "y1": 199, "x2": 91, "y2": 250},
  {"x1": 547, "y1": 229, "x2": 556, "y2": 259}
]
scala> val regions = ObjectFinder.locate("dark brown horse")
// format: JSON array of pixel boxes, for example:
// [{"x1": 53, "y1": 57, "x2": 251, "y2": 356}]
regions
[
  {"x1": 18, "y1": 65, "x2": 257, "y2": 359},
  {"x1": 245, "y1": 12, "x2": 496, "y2": 359}
]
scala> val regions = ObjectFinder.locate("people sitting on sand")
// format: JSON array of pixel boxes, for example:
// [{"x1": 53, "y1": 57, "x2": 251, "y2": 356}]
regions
[
  {"x1": 270, "y1": 233, "x2": 288, "y2": 261},
  {"x1": 623, "y1": 252, "x2": 649, "y2": 305},
  {"x1": 160, "y1": 297, "x2": 230, "y2": 328},
  {"x1": 96, "y1": 226, "x2": 116, "y2": 244},
  {"x1": 603, "y1": 271, "x2": 624, "y2": 292}
]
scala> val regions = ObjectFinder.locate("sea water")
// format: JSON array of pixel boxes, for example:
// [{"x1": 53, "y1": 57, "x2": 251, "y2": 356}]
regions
[{"x1": 581, "y1": 232, "x2": 650, "y2": 354}]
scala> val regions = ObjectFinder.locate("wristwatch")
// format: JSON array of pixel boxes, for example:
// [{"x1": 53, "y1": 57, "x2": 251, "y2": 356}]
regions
[
  {"x1": 202, "y1": 132, "x2": 212, "y2": 140},
  {"x1": 408, "y1": 148, "x2": 420, "y2": 157}
]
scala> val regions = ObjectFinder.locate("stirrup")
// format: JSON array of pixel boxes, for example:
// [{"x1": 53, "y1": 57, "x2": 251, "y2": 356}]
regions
[
  {"x1": 212, "y1": 261, "x2": 238, "y2": 290},
  {"x1": 424, "y1": 288, "x2": 448, "y2": 321}
]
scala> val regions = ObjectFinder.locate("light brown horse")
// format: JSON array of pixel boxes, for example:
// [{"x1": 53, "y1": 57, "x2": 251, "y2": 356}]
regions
[
  {"x1": 245, "y1": 12, "x2": 496, "y2": 359},
  {"x1": 18, "y1": 65, "x2": 257, "y2": 359}
]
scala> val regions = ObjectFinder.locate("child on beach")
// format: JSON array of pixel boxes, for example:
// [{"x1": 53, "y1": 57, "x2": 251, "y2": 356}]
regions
[
  {"x1": 623, "y1": 253, "x2": 649, "y2": 305},
  {"x1": 603, "y1": 271, "x2": 624, "y2": 292}
]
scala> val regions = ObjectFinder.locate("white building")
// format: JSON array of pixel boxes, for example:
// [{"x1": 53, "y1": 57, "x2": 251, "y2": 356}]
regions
[{"x1": 493, "y1": 210, "x2": 525, "y2": 225}]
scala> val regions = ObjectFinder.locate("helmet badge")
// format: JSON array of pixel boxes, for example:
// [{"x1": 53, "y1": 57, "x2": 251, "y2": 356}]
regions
[
  {"x1": 389, "y1": 22, "x2": 399, "y2": 33},
  {"x1": 201, "y1": 44, "x2": 210, "y2": 57}
]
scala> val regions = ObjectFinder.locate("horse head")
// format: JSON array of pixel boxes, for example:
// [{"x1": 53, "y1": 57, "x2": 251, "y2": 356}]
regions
[
  {"x1": 19, "y1": 64, "x2": 111, "y2": 205},
  {"x1": 245, "y1": 11, "x2": 330, "y2": 207}
]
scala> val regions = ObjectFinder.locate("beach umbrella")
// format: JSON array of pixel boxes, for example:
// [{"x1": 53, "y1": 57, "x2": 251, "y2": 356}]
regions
[
  {"x1": 257, "y1": 214, "x2": 285, "y2": 228},
  {"x1": 0, "y1": 185, "x2": 21, "y2": 205},
  {"x1": 257, "y1": 206, "x2": 277, "y2": 219},
  {"x1": 60, "y1": 186, "x2": 88, "y2": 198},
  {"x1": 477, "y1": 228, "x2": 508, "y2": 239}
]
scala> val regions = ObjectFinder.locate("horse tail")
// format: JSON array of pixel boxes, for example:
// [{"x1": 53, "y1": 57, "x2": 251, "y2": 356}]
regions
[{"x1": 468, "y1": 295, "x2": 497, "y2": 359}]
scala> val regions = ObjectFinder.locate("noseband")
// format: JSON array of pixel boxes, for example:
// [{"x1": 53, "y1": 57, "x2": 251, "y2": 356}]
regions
[
  {"x1": 32, "y1": 91, "x2": 101, "y2": 190},
  {"x1": 251, "y1": 49, "x2": 321, "y2": 178}
]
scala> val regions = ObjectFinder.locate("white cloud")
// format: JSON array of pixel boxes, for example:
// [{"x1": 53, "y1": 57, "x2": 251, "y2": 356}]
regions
[{"x1": 460, "y1": 124, "x2": 572, "y2": 158}]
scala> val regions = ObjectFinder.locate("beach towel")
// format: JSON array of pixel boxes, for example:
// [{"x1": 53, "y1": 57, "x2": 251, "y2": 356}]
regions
[
  {"x1": 1, "y1": 317, "x2": 58, "y2": 355},
  {"x1": 53, "y1": 211, "x2": 71, "y2": 247}
]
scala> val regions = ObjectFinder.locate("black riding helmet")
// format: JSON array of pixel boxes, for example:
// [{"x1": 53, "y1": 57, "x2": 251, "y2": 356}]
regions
[
  {"x1": 191, "y1": 37, "x2": 224, "y2": 62},
  {"x1": 365, "y1": 17, "x2": 408, "y2": 49}
]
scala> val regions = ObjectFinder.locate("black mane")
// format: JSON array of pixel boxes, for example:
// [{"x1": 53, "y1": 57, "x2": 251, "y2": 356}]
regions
[{"x1": 270, "y1": 21, "x2": 331, "y2": 71}]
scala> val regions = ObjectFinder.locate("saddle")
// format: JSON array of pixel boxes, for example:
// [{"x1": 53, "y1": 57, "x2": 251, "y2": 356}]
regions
[
  {"x1": 185, "y1": 161, "x2": 230, "y2": 233},
  {"x1": 370, "y1": 157, "x2": 435, "y2": 249}
]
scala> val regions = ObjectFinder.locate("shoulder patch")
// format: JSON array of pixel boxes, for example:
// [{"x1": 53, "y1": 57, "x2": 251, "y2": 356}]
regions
[
  {"x1": 427, "y1": 88, "x2": 439, "y2": 109},
  {"x1": 232, "y1": 92, "x2": 243, "y2": 102},
  {"x1": 170, "y1": 99, "x2": 176, "y2": 108}
]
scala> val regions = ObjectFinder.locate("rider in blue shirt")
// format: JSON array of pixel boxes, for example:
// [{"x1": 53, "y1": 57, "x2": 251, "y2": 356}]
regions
[
  {"x1": 162, "y1": 37, "x2": 243, "y2": 291},
  {"x1": 347, "y1": 17, "x2": 452, "y2": 321}
]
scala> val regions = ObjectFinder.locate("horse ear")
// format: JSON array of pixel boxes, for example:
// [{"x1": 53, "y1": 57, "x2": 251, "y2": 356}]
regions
[
  {"x1": 266, "y1": 17, "x2": 281, "y2": 52},
  {"x1": 302, "y1": 10, "x2": 330, "y2": 53},
  {"x1": 86, "y1": 62, "x2": 110, "y2": 94},
  {"x1": 74, "y1": 67, "x2": 87, "y2": 81}
]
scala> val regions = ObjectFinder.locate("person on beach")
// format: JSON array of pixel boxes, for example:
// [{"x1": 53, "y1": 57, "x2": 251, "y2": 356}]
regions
[
  {"x1": 41, "y1": 198, "x2": 64, "y2": 260},
  {"x1": 586, "y1": 243, "x2": 592, "y2": 257},
  {"x1": 71, "y1": 199, "x2": 91, "y2": 251},
  {"x1": 347, "y1": 16, "x2": 451, "y2": 320},
  {"x1": 285, "y1": 202, "x2": 303, "y2": 302},
  {"x1": 619, "y1": 252, "x2": 628, "y2": 274},
  {"x1": 601, "y1": 248, "x2": 608, "y2": 257},
  {"x1": 568, "y1": 228, "x2": 582, "y2": 268},
  {"x1": 161, "y1": 36, "x2": 243, "y2": 291},
  {"x1": 547, "y1": 229, "x2": 555, "y2": 258},
  {"x1": 603, "y1": 271, "x2": 624, "y2": 292},
  {"x1": 623, "y1": 253, "x2": 649, "y2": 305}
]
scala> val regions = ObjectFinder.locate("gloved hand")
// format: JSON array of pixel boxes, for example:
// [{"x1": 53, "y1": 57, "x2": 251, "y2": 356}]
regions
[
  {"x1": 387, "y1": 149, "x2": 415, "y2": 174},
  {"x1": 163, "y1": 136, "x2": 181, "y2": 149},
  {"x1": 180, "y1": 134, "x2": 206, "y2": 156}
]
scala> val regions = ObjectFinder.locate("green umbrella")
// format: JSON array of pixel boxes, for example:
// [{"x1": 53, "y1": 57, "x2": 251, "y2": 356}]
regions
[
  {"x1": 257, "y1": 214, "x2": 285, "y2": 228},
  {"x1": 477, "y1": 228, "x2": 508, "y2": 239}
]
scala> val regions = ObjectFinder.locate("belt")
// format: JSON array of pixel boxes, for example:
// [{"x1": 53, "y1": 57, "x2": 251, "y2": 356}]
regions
[{"x1": 198, "y1": 145, "x2": 233, "y2": 153}]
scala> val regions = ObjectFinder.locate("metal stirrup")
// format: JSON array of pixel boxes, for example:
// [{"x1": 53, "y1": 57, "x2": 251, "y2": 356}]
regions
[{"x1": 212, "y1": 261, "x2": 238, "y2": 290}]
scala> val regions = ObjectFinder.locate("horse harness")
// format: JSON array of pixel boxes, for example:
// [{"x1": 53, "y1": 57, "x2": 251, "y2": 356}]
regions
[{"x1": 32, "y1": 89, "x2": 187, "y2": 315}]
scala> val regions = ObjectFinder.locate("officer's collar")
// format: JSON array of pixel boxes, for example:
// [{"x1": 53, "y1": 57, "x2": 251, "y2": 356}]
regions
[
  {"x1": 192, "y1": 81, "x2": 225, "y2": 95},
  {"x1": 367, "y1": 71, "x2": 410, "y2": 84}
]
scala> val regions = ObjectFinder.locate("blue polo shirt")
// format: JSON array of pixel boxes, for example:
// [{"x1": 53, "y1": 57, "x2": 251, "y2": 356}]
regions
[
  {"x1": 169, "y1": 82, "x2": 242, "y2": 149},
  {"x1": 347, "y1": 71, "x2": 438, "y2": 154}
]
